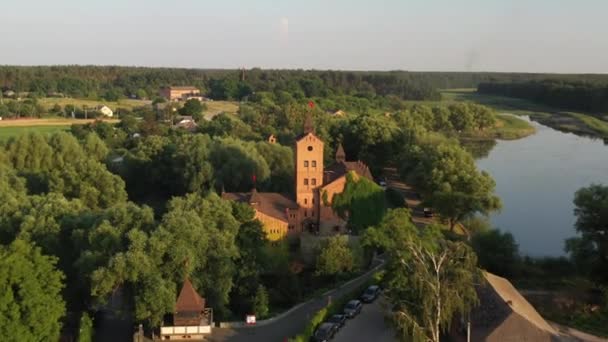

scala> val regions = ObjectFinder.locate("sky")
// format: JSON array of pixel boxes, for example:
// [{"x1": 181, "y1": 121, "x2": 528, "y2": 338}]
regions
[{"x1": 1, "y1": 0, "x2": 607, "y2": 73}]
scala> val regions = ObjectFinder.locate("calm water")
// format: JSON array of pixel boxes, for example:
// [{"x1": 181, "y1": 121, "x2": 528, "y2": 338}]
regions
[{"x1": 476, "y1": 116, "x2": 608, "y2": 257}]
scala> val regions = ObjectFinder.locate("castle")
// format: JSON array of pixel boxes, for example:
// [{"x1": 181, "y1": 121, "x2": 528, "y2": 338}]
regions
[{"x1": 222, "y1": 113, "x2": 373, "y2": 241}]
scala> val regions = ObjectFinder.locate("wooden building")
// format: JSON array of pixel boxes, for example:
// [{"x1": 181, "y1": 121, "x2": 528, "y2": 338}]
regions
[{"x1": 159, "y1": 279, "x2": 213, "y2": 341}]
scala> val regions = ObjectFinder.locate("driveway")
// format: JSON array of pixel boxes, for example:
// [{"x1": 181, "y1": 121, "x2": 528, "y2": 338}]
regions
[{"x1": 333, "y1": 299, "x2": 397, "y2": 342}]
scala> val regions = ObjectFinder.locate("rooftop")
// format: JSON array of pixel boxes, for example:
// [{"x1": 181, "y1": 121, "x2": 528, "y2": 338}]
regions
[
  {"x1": 175, "y1": 279, "x2": 205, "y2": 313},
  {"x1": 222, "y1": 191, "x2": 298, "y2": 222}
]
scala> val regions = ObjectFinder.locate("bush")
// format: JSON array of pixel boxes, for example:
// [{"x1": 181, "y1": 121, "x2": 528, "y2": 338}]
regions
[{"x1": 385, "y1": 187, "x2": 405, "y2": 208}]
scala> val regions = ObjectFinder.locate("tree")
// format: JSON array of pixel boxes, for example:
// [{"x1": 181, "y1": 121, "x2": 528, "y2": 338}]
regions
[
  {"x1": 82, "y1": 132, "x2": 109, "y2": 162},
  {"x1": 315, "y1": 235, "x2": 355, "y2": 276},
  {"x1": 331, "y1": 172, "x2": 386, "y2": 233},
  {"x1": 472, "y1": 228, "x2": 520, "y2": 277},
  {"x1": 566, "y1": 184, "x2": 608, "y2": 282},
  {"x1": 179, "y1": 99, "x2": 206, "y2": 121},
  {"x1": 0, "y1": 239, "x2": 66, "y2": 341},
  {"x1": 253, "y1": 285, "x2": 269, "y2": 318},
  {"x1": 363, "y1": 209, "x2": 478, "y2": 342}
]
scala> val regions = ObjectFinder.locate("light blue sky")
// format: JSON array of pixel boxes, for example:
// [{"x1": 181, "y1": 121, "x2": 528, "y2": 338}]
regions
[{"x1": 1, "y1": 0, "x2": 606, "y2": 72}]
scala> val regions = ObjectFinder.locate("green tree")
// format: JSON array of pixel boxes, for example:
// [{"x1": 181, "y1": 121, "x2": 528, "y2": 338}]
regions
[
  {"x1": 82, "y1": 132, "x2": 109, "y2": 162},
  {"x1": 472, "y1": 228, "x2": 520, "y2": 277},
  {"x1": 179, "y1": 98, "x2": 206, "y2": 121},
  {"x1": 253, "y1": 285, "x2": 269, "y2": 318},
  {"x1": 566, "y1": 184, "x2": 608, "y2": 282},
  {"x1": 211, "y1": 137, "x2": 270, "y2": 191},
  {"x1": 0, "y1": 239, "x2": 66, "y2": 341},
  {"x1": 363, "y1": 209, "x2": 478, "y2": 342},
  {"x1": 315, "y1": 235, "x2": 355, "y2": 276},
  {"x1": 332, "y1": 172, "x2": 386, "y2": 232}
]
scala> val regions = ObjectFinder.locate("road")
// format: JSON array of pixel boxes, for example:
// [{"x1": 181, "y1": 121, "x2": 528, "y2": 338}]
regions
[
  {"x1": 333, "y1": 299, "x2": 397, "y2": 342},
  {"x1": 207, "y1": 259, "x2": 384, "y2": 342}
]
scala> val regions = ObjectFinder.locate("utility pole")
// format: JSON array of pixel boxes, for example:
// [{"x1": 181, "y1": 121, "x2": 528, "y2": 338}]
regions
[
  {"x1": 467, "y1": 314, "x2": 471, "y2": 342},
  {"x1": 84, "y1": 105, "x2": 88, "y2": 120}
]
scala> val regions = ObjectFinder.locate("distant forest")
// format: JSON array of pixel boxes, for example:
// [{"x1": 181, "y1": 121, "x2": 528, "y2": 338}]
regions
[
  {"x1": 3, "y1": 65, "x2": 608, "y2": 103},
  {"x1": 478, "y1": 80, "x2": 608, "y2": 113}
]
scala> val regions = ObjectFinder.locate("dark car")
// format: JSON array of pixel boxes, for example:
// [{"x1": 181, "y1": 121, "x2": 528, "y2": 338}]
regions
[
  {"x1": 327, "y1": 314, "x2": 347, "y2": 329},
  {"x1": 343, "y1": 299, "x2": 362, "y2": 318},
  {"x1": 423, "y1": 207, "x2": 434, "y2": 218},
  {"x1": 361, "y1": 285, "x2": 381, "y2": 303},
  {"x1": 311, "y1": 322, "x2": 337, "y2": 342}
]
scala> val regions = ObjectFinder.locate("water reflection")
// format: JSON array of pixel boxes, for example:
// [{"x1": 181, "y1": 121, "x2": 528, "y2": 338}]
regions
[{"x1": 475, "y1": 115, "x2": 608, "y2": 257}]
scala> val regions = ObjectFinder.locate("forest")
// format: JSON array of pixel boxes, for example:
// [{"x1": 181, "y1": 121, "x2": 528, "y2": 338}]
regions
[{"x1": 478, "y1": 79, "x2": 608, "y2": 113}]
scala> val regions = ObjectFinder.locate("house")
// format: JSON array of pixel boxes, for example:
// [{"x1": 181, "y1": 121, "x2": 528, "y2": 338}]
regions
[
  {"x1": 160, "y1": 86, "x2": 203, "y2": 102},
  {"x1": 222, "y1": 112, "x2": 373, "y2": 241},
  {"x1": 450, "y1": 272, "x2": 560, "y2": 342},
  {"x1": 173, "y1": 116, "x2": 198, "y2": 131},
  {"x1": 98, "y1": 105, "x2": 113, "y2": 117},
  {"x1": 3, "y1": 90, "x2": 15, "y2": 98},
  {"x1": 331, "y1": 109, "x2": 346, "y2": 117},
  {"x1": 159, "y1": 279, "x2": 213, "y2": 341}
]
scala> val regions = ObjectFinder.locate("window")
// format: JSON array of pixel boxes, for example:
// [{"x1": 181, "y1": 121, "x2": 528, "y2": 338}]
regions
[
  {"x1": 304, "y1": 160, "x2": 309, "y2": 167},
  {"x1": 304, "y1": 178, "x2": 309, "y2": 185},
  {"x1": 311, "y1": 178, "x2": 317, "y2": 186},
  {"x1": 304, "y1": 198, "x2": 308, "y2": 204},
  {"x1": 312, "y1": 198, "x2": 315, "y2": 204},
  {"x1": 312, "y1": 160, "x2": 317, "y2": 167},
  {"x1": 307, "y1": 146, "x2": 313, "y2": 151}
]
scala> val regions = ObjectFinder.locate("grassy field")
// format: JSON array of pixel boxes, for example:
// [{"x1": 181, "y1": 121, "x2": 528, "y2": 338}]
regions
[
  {"x1": 441, "y1": 89, "x2": 608, "y2": 139},
  {"x1": 0, "y1": 118, "x2": 118, "y2": 141},
  {"x1": 0, "y1": 125, "x2": 69, "y2": 141},
  {"x1": 38, "y1": 97, "x2": 151, "y2": 111},
  {"x1": 38, "y1": 97, "x2": 239, "y2": 115}
]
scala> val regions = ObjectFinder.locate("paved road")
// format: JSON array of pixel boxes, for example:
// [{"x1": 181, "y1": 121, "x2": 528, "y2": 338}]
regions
[
  {"x1": 333, "y1": 299, "x2": 397, "y2": 342},
  {"x1": 207, "y1": 259, "x2": 384, "y2": 342}
]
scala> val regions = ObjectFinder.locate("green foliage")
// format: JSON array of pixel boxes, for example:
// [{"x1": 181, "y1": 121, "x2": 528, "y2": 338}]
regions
[
  {"x1": 315, "y1": 236, "x2": 355, "y2": 276},
  {"x1": 0, "y1": 239, "x2": 66, "y2": 341},
  {"x1": 363, "y1": 209, "x2": 479, "y2": 342},
  {"x1": 332, "y1": 172, "x2": 387, "y2": 232},
  {"x1": 472, "y1": 228, "x2": 521, "y2": 277},
  {"x1": 211, "y1": 137, "x2": 270, "y2": 191},
  {"x1": 77, "y1": 312, "x2": 94, "y2": 342},
  {"x1": 566, "y1": 184, "x2": 608, "y2": 283},
  {"x1": 179, "y1": 98, "x2": 206, "y2": 120},
  {"x1": 253, "y1": 285, "x2": 269, "y2": 318}
]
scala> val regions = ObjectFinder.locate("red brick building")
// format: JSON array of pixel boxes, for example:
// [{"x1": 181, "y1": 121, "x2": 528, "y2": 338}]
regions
[{"x1": 223, "y1": 113, "x2": 372, "y2": 241}]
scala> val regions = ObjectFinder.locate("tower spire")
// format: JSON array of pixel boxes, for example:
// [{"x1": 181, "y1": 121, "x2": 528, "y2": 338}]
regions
[{"x1": 335, "y1": 143, "x2": 346, "y2": 163}]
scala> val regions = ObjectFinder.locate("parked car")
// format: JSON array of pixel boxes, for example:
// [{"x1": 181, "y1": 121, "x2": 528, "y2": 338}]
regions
[
  {"x1": 423, "y1": 207, "x2": 434, "y2": 218},
  {"x1": 343, "y1": 299, "x2": 363, "y2": 318},
  {"x1": 361, "y1": 285, "x2": 381, "y2": 303},
  {"x1": 327, "y1": 314, "x2": 347, "y2": 330},
  {"x1": 311, "y1": 322, "x2": 338, "y2": 342}
]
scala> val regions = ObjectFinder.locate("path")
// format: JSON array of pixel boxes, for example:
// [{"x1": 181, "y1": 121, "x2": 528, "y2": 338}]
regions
[
  {"x1": 207, "y1": 258, "x2": 384, "y2": 342},
  {"x1": 333, "y1": 298, "x2": 397, "y2": 342}
]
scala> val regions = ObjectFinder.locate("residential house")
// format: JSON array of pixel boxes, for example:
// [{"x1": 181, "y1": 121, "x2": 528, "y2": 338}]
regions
[{"x1": 160, "y1": 86, "x2": 203, "y2": 102}]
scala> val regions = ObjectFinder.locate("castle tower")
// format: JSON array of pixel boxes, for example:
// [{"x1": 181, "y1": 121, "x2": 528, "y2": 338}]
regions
[{"x1": 295, "y1": 112, "x2": 323, "y2": 228}]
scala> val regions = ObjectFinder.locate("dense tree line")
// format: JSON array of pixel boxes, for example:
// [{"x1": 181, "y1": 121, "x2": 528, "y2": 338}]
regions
[
  {"x1": 478, "y1": 80, "x2": 608, "y2": 113},
  {"x1": 0, "y1": 66, "x2": 440, "y2": 102}
]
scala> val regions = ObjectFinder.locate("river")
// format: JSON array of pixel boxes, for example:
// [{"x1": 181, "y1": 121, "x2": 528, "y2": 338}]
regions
[{"x1": 476, "y1": 115, "x2": 608, "y2": 257}]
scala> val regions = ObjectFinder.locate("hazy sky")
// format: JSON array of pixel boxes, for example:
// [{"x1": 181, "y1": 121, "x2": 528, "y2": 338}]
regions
[{"x1": 1, "y1": 0, "x2": 607, "y2": 72}]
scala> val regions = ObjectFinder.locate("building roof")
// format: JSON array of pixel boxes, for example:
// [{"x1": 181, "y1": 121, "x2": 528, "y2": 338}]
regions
[
  {"x1": 324, "y1": 160, "x2": 373, "y2": 185},
  {"x1": 167, "y1": 86, "x2": 199, "y2": 91},
  {"x1": 222, "y1": 191, "x2": 298, "y2": 222},
  {"x1": 335, "y1": 143, "x2": 346, "y2": 163},
  {"x1": 469, "y1": 272, "x2": 558, "y2": 341},
  {"x1": 176, "y1": 279, "x2": 205, "y2": 313}
]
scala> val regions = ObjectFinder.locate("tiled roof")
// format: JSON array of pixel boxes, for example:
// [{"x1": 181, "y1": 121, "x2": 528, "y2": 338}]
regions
[
  {"x1": 175, "y1": 279, "x2": 205, "y2": 313},
  {"x1": 222, "y1": 191, "x2": 298, "y2": 222},
  {"x1": 324, "y1": 160, "x2": 373, "y2": 185},
  {"x1": 469, "y1": 272, "x2": 558, "y2": 341}
]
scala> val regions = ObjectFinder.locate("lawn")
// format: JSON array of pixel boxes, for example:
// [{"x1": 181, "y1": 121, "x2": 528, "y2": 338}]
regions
[
  {"x1": 0, "y1": 118, "x2": 118, "y2": 141},
  {"x1": 0, "y1": 125, "x2": 69, "y2": 141}
]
